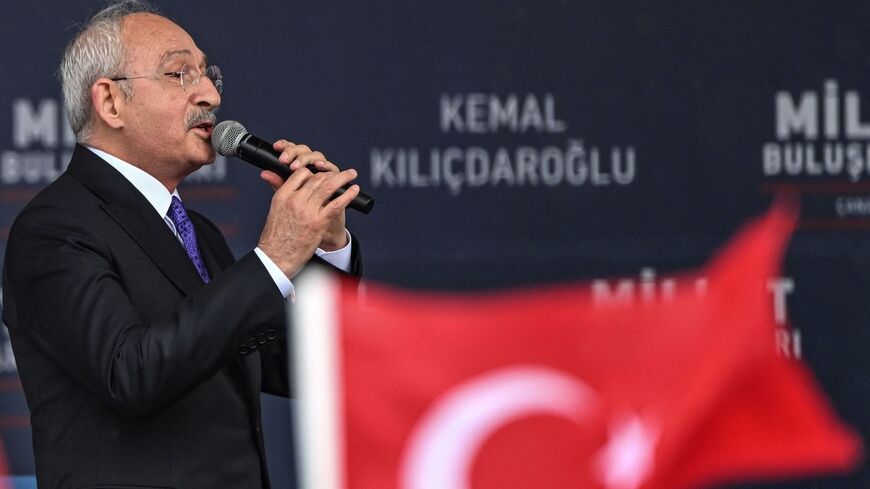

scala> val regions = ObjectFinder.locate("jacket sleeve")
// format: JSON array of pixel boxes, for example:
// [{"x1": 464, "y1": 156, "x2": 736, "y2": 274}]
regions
[
  {"x1": 258, "y1": 232, "x2": 364, "y2": 398},
  {"x1": 2, "y1": 204, "x2": 286, "y2": 418}
]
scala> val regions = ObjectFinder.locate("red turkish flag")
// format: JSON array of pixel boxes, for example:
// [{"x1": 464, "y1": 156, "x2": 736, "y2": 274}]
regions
[{"x1": 291, "y1": 204, "x2": 861, "y2": 489}]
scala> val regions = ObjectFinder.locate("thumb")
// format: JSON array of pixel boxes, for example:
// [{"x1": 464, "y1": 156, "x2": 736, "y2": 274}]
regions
[{"x1": 260, "y1": 170, "x2": 285, "y2": 192}]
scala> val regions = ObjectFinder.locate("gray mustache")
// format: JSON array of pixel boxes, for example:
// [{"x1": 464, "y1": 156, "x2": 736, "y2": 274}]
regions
[{"x1": 186, "y1": 110, "x2": 216, "y2": 129}]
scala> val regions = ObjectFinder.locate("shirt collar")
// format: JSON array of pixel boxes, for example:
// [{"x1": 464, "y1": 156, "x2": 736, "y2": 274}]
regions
[{"x1": 85, "y1": 146, "x2": 180, "y2": 217}]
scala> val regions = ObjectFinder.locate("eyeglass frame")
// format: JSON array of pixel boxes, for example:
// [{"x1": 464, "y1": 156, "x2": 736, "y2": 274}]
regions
[{"x1": 110, "y1": 63, "x2": 223, "y2": 94}]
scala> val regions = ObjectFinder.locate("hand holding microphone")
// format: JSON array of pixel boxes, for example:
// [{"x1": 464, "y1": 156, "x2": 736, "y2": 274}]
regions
[
  {"x1": 211, "y1": 121, "x2": 374, "y2": 214},
  {"x1": 211, "y1": 121, "x2": 365, "y2": 277}
]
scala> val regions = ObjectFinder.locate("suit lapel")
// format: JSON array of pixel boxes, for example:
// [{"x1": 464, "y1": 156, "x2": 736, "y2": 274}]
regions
[
  {"x1": 66, "y1": 145, "x2": 205, "y2": 295},
  {"x1": 104, "y1": 205, "x2": 205, "y2": 294},
  {"x1": 66, "y1": 145, "x2": 264, "y2": 416}
]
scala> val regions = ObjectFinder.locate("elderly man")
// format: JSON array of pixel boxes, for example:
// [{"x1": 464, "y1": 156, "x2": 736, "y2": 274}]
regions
[{"x1": 1, "y1": 1, "x2": 360, "y2": 488}]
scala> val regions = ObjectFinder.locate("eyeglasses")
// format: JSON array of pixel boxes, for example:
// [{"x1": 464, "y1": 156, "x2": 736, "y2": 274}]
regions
[{"x1": 110, "y1": 64, "x2": 223, "y2": 94}]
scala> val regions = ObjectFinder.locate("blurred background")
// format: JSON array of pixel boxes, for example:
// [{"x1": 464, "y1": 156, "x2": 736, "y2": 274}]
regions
[{"x1": 1, "y1": 1, "x2": 869, "y2": 487}]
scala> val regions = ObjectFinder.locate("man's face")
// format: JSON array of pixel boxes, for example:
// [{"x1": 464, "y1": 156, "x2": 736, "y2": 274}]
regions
[{"x1": 117, "y1": 13, "x2": 221, "y2": 175}]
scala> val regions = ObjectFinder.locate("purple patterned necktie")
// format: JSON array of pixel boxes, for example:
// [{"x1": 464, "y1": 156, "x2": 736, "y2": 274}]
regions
[{"x1": 167, "y1": 196, "x2": 210, "y2": 283}]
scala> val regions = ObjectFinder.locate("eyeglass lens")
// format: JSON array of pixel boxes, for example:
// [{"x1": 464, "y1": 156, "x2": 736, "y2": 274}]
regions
[{"x1": 180, "y1": 64, "x2": 223, "y2": 94}]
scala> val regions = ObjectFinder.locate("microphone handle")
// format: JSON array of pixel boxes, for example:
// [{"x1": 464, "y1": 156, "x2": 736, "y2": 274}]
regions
[{"x1": 236, "y1": 134, "x2": 374, "y2": 214}]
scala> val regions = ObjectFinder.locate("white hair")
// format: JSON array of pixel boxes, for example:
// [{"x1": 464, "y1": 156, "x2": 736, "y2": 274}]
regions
[{"x1": 59, "y1": 0, "x2": 163, "y2": 142}]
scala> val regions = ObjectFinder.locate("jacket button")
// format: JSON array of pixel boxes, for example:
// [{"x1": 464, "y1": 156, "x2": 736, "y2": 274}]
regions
[
  {"x1": 247, "y1": 338, "x2": 258, "y2": 349},
  {"x1": 239, "y1": 346, "x2": 249, "y2": 356},
  {"x1": 257, "y1": 333, "x2": 267, "y2": 344},
  {"x1": 266, "y1": 329, "x2": 278, "y2": 340}
]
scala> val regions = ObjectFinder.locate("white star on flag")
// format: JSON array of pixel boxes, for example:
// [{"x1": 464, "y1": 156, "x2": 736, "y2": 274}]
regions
[{"x1": 595, "y1": 414, "x2": 661, "y2": 489}]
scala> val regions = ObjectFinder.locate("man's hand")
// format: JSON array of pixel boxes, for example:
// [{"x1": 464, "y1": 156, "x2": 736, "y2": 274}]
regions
[{"x1": 257, "y1": 139, "x2": 359, "y2": 278}]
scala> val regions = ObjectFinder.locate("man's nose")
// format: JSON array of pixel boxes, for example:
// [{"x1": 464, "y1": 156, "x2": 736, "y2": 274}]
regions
[{"x1": 193, "y1": 77, "x2": 221, "y2": 108}]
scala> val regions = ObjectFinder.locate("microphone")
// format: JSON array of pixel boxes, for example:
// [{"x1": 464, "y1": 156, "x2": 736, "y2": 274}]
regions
[{"x1": 211, "y1": 120, "x2": 374, "y2": 214}]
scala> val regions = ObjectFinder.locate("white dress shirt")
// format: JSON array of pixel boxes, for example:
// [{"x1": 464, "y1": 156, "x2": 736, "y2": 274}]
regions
[{"x1": 86, "y1": 146, "x2": 352, "y2": 299}]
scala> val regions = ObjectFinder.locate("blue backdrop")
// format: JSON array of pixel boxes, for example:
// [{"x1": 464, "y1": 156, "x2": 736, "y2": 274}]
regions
[{"x1": 1, "y1": 1, "x2": 869, "y2": 488}]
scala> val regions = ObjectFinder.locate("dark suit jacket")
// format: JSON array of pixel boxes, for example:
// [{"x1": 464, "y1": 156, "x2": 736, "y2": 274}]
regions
[{"x1": 1, "y1": 145, "x2": 361, "y2": 489}]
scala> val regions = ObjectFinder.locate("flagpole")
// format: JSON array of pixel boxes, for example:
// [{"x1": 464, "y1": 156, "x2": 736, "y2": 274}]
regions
[{"x1": 291, "y1": 267, "x2": 345, "y2": 489}]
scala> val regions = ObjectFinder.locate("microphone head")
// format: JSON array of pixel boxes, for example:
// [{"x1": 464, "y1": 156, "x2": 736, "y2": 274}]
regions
[{"x1": 211, "y1": 120, "x2": 248, "y2": 156}]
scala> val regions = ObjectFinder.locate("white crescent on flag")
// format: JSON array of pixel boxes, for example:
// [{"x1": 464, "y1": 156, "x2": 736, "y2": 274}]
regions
[{"x1": 398, "y1": 365, "x2": 599, "y2": 489}]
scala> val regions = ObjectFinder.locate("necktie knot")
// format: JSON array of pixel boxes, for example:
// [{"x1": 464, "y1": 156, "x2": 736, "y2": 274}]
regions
[{"x1": 168, "y1": 196, "x2": 210, "y2": 283}]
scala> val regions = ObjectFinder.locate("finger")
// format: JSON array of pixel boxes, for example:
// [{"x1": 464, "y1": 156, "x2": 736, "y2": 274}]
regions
[
  {"x1": 309, "y1": 159, "x2": 340, "y2": 173},
  {"x1": 275, "y1": 166, "x2": 314, "y2": 197},
  {"x1": 272, "y1": 139, "x2": 298, "y2": 163},
  {"x1": 308, "y1": 168, "x2": 358, "y2": 206},
  {"x1": 324, "y1": 184, "x2": 361, "y2": 214},
  {"x1": 289, "y1": 150, "x2": 327, "y2": 171},
  {"x1": 279, "y1": 145, "x2": 311, "y2": 165},
  {"x1": 259, "y1": 170, "x2": 284, "y2": 192},
  {"x1": 272, "y1": 139, "x2": 295, "y2": 152},
  {"x1": 275, "y1": 143, "x2": 312, "y2": 165}
]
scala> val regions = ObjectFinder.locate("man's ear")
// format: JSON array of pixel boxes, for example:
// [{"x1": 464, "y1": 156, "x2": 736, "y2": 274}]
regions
[{"x1": 91, "y1": 78, "x2": 126, "y2": 130}]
